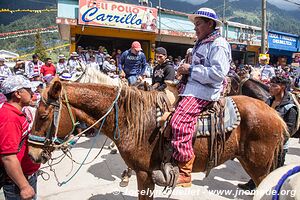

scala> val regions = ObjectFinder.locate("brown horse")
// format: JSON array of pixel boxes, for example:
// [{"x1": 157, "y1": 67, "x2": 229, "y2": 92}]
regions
[
  {"x1": 228, "y1": 73, "x2": 270, "y2": 101},
  {"x1": 28, "y1": 79, "x2": 286, "y2": 200}
]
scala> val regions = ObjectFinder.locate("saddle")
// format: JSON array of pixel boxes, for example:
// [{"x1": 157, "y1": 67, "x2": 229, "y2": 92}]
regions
[
  {"x1": 152, "y1": 96, "x2": 241, "y2": 188},
  {"x1": 196, "y1": 97, "x2": 241, "y2": 176}
]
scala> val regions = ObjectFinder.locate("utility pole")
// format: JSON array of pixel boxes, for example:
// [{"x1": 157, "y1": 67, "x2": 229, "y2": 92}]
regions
[
  {"x1": 261, "y1": 0, "x2": 267, "y2": 54},
  {"x1": 158, "y1": 0, "x2": 161, "y2": 42},
  {"x1": 158, "y1": 0, "x2": 161, "y2": 33},
  {"x1": 223, "y1": 0, "x2": 226, "y2": 21}
]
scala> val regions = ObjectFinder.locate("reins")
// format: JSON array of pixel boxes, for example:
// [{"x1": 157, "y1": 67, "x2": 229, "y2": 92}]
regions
[{"x1": 28, "y1": 80, "x2": 122, "y2": 150}]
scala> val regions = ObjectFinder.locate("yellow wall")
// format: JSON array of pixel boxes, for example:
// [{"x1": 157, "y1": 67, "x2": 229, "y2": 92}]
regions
[
  {"x1": 70, "y1": 25, "x2": 156, "y2": 59},
  {"x1": 247, "y1": 45, "x2": 260, "y2": 64}
]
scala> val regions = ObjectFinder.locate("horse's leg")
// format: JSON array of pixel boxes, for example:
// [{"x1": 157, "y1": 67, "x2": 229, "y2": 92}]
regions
[
  {"x1": 238, "y1": 142, "x2": 276, "y2": 186},
  {"x1": 136, "y1": 170, "x2": 155, "y2": 200}
]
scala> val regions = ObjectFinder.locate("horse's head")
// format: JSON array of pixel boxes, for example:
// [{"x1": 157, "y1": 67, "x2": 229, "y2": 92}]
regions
[
  {"x1": 28, "y1": 78, "x2": 76, "y2": 163},
  {"x1": 227, "y1": 72, "x2": 241, "y2": 96}
]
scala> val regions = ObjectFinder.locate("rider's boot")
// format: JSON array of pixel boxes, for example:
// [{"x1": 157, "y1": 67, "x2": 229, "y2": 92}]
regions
[{"x1": 176, "y1": 155, "x2": 195, "y2": 187}]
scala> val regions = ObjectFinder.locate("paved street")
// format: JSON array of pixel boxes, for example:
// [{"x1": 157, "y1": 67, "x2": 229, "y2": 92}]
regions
[
  {"x1": 35, "y1": 136, "x2": 300, "y2": 199},
  {"x1": 1, "y1": 136, "x2": 299, "y2": 200}
]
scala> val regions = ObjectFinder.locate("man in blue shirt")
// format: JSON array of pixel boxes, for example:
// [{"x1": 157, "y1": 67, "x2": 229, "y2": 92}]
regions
[{"x1": 120, "y1": 41, "x2": 148, "y2": 85}]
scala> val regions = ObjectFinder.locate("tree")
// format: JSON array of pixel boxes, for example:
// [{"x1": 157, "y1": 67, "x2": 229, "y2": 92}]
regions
[{"x1": 34, "y1": 31, "x2": 48, "y2": 62}]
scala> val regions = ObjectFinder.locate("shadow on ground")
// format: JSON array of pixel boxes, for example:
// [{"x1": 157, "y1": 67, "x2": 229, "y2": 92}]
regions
[
  {"x1": 87, "y1": 152, "x2": 129, "y2": 182},
  {"x1": 88, "y1": 192, "x2": 178, "y2": 200},
  {"x1": 192, "y1": 160, "x2": 251, "y2": 200},
  {"x1": 288, "y1": 147, "x2": 300, "y2": 157}
]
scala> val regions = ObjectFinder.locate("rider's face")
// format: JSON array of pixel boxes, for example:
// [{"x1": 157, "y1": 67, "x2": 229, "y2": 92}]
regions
[
  {"x1": 269, "y1": 83, "x2": 285, "y2": 96},
  {"x1": 155, "y1": 54, "x2": 167, "y2": 64},
  {"x1": 194, "y1": 18, "x2": 213, "y2": 40}
]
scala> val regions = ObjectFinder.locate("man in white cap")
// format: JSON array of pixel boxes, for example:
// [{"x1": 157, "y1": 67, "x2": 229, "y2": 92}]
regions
[
  {"x1": 120, "y1": 41, "x2": 148, "y2": 85},
  {"x1": 68, "y1": 52, "x2": 82, "y2": 75},
  {"x1": 259, "y1": 55, "x2": 275, "y2": 83},
  {"x1": 170, "y1": 8, "x2": 231, "y2": 187},
  {"x1": 0, "y1": 58, "x2": 12, "y2": 82},
  {"x1": 0, "y1": 75, "x2": 40, "y2": 199},
  {"x1": 56, "y1": 54, "x2": 68, "y2": 75}
]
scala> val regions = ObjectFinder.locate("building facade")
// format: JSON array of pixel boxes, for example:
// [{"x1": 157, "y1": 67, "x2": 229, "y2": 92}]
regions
[{"x1": 222, "y1": 21, "x2": 262, "y2": 66}]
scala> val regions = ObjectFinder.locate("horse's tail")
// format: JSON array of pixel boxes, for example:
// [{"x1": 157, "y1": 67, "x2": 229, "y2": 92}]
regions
[
  {"x1": 272, "y1": 138, "x2": 283, "y2": 171},
  {"x1": 271, "y1": 112, "x2": 288, "y2": 171}
]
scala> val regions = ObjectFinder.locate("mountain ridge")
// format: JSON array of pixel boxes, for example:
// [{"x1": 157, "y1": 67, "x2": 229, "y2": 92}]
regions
[{"x1": 0, "y1": 0, "x2": 299, "y2": 34}]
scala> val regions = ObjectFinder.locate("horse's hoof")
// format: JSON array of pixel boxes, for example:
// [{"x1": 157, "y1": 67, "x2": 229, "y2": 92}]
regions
[
  {"x1": 119, "y1": 177, "x2": 129, "y2": 187},
  {"x1": 110, "y1": 149, "x2": 118, "y2": 154}
]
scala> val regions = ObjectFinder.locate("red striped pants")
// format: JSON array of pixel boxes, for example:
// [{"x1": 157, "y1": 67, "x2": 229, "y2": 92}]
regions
[{"x1": 170, "y1": 96, "x2": 210, "y2": 162}]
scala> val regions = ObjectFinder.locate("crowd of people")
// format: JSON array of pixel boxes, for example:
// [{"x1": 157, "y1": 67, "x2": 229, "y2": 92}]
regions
[
  {"x1": 0, "y1": 6, "x2": 299, "y2": 200},
  {"x1": 231, "y1": 55, "x2": 300, "y2": 89}
]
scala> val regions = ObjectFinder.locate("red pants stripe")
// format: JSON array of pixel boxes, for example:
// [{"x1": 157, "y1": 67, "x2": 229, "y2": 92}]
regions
[{"x1": 170, "y1": 96, "x2": 210, "y2": 162}]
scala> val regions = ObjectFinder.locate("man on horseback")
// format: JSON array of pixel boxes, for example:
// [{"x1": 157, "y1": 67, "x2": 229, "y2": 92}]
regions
[{"x1": 171, "y1": 7, "x2": 231, "y2": 187}]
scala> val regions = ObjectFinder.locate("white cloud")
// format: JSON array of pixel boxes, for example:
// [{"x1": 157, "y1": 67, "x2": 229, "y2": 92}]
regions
[{"x1": 173, "y1": 0, "x2": 208, "y2": 5}]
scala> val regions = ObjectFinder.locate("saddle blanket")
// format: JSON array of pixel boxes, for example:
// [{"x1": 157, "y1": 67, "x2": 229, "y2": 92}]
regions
[{"x1": 196, "y1": 97, "x2": 241, "y2": 137}]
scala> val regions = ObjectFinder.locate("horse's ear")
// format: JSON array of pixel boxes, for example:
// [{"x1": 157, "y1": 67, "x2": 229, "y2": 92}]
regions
[{"x1": 48, "y1": 80, "x2": 62, "y2": 100}]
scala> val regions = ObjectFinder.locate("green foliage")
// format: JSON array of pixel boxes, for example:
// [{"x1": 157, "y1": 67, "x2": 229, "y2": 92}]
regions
[
  {"x1": 34, "y1": 32, "x2": 48, "y2": 62},
  {"x1": 0, "y1": 10, "x2": 68, "y2": 58}
]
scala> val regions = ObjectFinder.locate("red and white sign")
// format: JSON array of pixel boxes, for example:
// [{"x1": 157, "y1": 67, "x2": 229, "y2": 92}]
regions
[{"x1": 79, "y1": 0, "x2": 158, "y2": 32}]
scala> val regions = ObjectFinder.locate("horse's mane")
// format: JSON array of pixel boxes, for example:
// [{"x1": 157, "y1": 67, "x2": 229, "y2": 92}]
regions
[
  {"x1": 77, "y1": 64, "x2": 119, "y2": 86},
  {"x1": 120, "y1": 86, "x2": 160, "y2": 142},
  {"x1": 248, "y1": 78, "x2": 270, "y2": 92}
]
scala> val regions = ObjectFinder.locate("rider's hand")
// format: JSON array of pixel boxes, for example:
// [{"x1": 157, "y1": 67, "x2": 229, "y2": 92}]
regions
[
  {"x1": 20, "y1": 184, "x2": 35, "y2": 200},
  {"x1": 177, "y1": 63, "x2": 190, "y2": 75},
  {"x1": 138, "y1": 76, "x2": 143, "y2": 81}
]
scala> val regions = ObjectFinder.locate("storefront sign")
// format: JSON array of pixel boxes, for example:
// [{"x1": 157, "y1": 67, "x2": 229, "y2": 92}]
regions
[
  {"x1": 231, "y1": 44, "x2": 247, "y2": 52},
  {"x1": 268, "y1": 31, "x2": 298, "y2": 52},
  {"x1": 79, "y1": 0, "x2": 158, "y2": 32}
]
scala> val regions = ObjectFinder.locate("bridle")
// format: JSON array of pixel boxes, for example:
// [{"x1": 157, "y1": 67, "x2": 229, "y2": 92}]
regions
[
  {"x1": 228, "y1": 74, "x2": 249, "y2": 95},
  {"x1": 28, "y1": 88, "x2": 79, "y2": 149},
  {"x1": 28, "y1": 81, "x2": 122, "y2": 150}
]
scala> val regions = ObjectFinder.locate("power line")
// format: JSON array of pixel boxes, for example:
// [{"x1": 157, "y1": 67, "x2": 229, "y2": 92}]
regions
[{"x1": 281, "y1": 0, "x2": 300, "y2": 6}]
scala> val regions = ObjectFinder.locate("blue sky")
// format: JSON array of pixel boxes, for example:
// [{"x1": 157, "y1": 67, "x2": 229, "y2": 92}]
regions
[{"x1": 174, "y1": 0, "x2": 300, "y2": 10}]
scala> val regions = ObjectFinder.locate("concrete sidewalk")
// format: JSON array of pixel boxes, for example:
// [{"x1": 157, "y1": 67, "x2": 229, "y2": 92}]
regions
[{"x1": 1, "y1": 136, "x2": 299, "y2": 200}]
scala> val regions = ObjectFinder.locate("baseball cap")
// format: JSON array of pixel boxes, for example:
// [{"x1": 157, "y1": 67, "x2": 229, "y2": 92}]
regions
[
  {"x1": 1, "y1": 75, "x2": 40, "y2": 94},
  {"x1": 155, "y1": 47, "x2": 167, "y2": 56},
  {"x1": 131, "y1": 41, "x2": 142, "y2": 51}
]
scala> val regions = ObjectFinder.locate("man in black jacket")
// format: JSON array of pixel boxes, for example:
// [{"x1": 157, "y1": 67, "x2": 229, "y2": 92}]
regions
[
  {"x1": 238, "y1": 75, "x2": 298, "y2": 191},
  {"x1": 152, "y1": 47, "x2": 175, "y2": 90}
]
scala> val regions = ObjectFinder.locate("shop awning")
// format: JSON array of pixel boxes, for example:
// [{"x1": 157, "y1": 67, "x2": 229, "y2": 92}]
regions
[{"x1": 158, "y1": 13, "x2": 195, "y2": 38}]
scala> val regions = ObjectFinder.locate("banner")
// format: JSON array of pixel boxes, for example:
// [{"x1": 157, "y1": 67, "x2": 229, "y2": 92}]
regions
[
  {"x1": 79, "y1": 0, "x2": 158, "y2": 32},
  {"x1": 268, "y1": 31, "x2": 298, "y2": 52}
]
